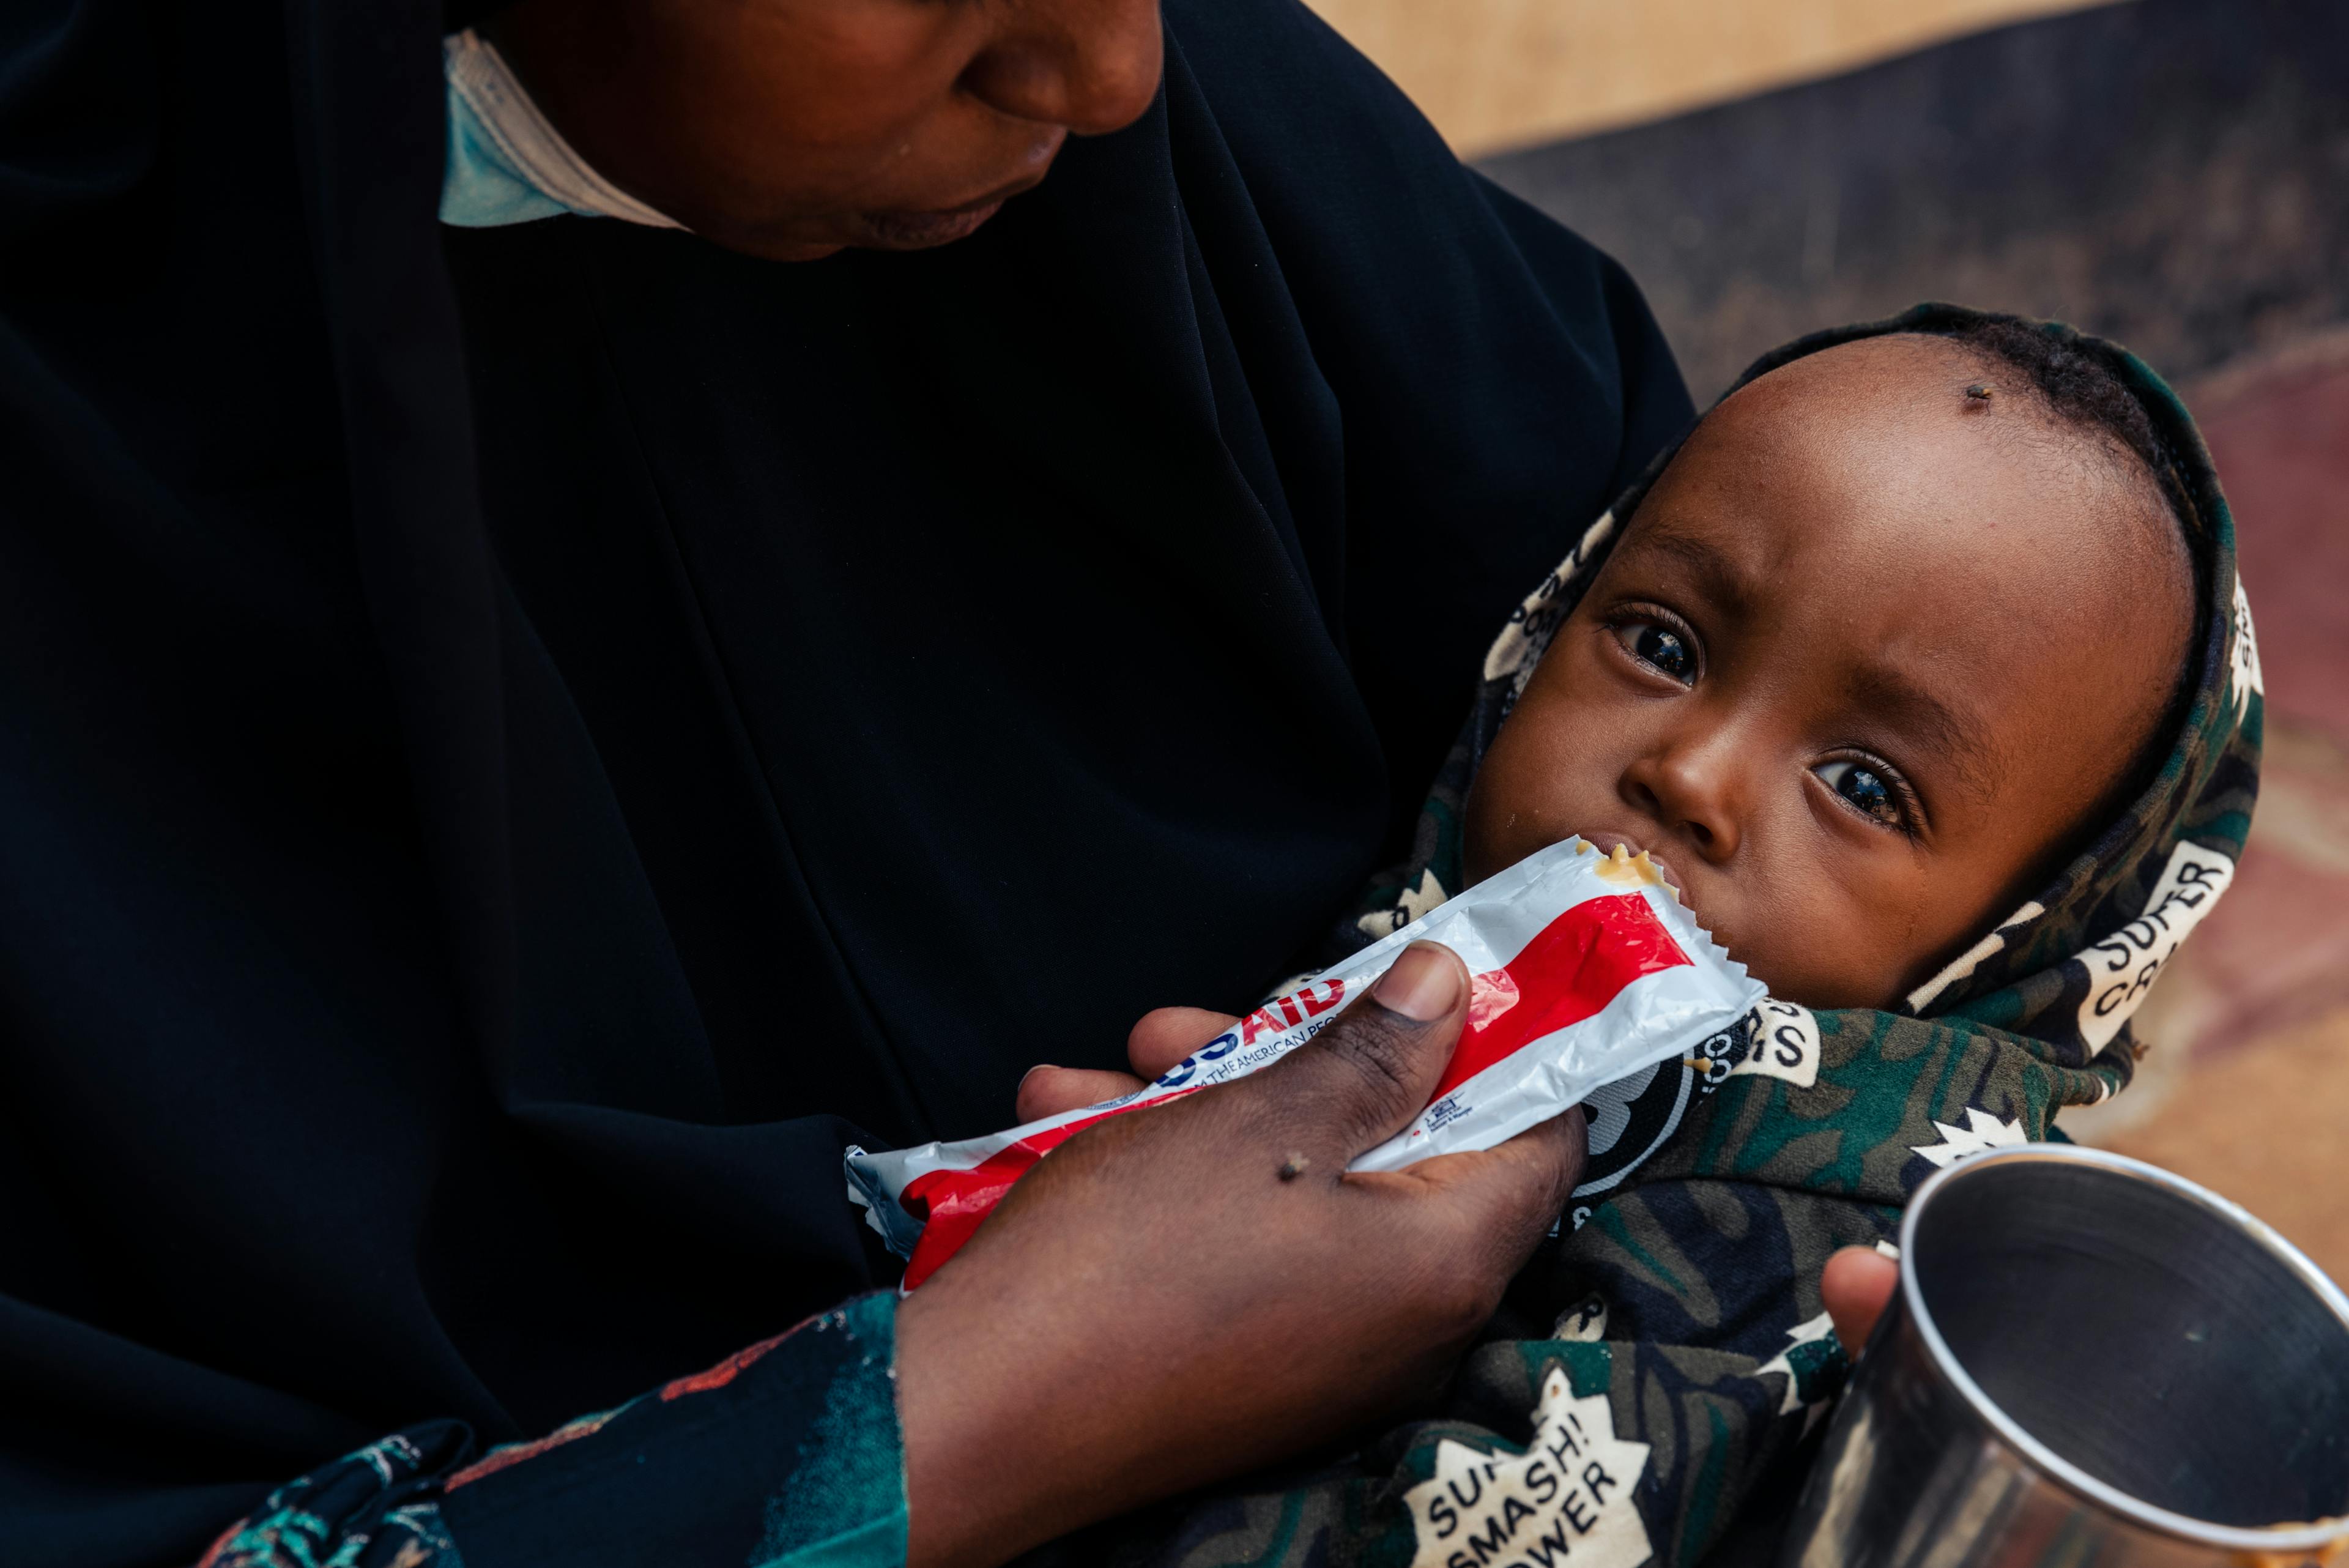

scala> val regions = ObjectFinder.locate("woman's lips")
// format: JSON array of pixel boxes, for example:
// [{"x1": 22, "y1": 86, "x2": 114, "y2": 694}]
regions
[
  {"x1": 858, "y1": 202, "x2": 1003, "y2": 248},
  {"x1": 862, "y1": 166, "x2": 1053, "y2": 247}
]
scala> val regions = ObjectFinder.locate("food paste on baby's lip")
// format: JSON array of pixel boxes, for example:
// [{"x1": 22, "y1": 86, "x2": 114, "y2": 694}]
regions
[{"x1": 1592, "y1": 841, "x2": 1668, "y2": 891}]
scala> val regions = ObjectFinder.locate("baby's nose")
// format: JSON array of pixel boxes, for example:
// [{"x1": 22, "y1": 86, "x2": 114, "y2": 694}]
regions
[{"x1": 1625, "y1": 744, "x2": 1745, "y2": 864}]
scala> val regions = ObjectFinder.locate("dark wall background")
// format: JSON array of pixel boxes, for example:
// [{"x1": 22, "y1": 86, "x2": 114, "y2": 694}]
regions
[{"x1": 1479, "y1": 0, "x2": 2349, "y2": 401}]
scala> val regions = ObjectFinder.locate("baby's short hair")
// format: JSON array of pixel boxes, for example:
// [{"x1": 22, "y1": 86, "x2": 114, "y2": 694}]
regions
[
  {"x1": 1916, "y1": 315, "x2": 2205, "y2": 813},
  {"x1": 1922, "y1": 315, "x2": 2205, "y2": 575}
]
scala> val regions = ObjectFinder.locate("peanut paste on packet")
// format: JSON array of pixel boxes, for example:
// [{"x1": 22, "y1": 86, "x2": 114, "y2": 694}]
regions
[{"x1": 847, "y1": 838, "x2": 1764, "y2": 1290}]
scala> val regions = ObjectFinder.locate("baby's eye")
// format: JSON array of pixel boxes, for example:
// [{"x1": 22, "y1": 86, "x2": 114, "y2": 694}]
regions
[
  {"x1": 1814, "y1": 760, "x2": 1901, "y2": 827},
  {"x1": 1614, "y1": 620, "x2": 1694, "y2": 684}
]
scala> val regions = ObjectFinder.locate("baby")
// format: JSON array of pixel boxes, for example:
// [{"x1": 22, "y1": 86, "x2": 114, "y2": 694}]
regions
[
  {"x1": 1461, "y1": 320, "x2": 2194, "y2": 1013},
  {"x1": 1034, "y1": 310, "x2": 2257, "y2": 1568}
]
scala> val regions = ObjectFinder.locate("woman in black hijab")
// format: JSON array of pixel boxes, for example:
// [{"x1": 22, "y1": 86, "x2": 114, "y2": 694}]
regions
[{"x1": 1, "y1": 0, "x2": 1689, "y2": 1562}]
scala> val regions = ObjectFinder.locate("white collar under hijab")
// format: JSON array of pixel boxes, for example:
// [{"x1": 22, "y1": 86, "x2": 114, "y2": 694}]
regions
[{"x1": 440, "y1": 29, "x2": 685, "y2": 231}]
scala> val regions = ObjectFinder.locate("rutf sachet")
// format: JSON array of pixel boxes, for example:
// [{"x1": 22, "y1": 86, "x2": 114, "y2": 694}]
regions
[{"x1": 847, "y1": 838, "x2": 1765, "y2": 1290}]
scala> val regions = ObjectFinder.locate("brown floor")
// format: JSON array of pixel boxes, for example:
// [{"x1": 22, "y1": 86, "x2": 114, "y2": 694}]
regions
[
  {"x1": 2085, "y1": 1003, "x2": 2349, "y2": 1282},
  {"x1": 2061, "y1": 332, "x2": 2349, "y2": 1286}
]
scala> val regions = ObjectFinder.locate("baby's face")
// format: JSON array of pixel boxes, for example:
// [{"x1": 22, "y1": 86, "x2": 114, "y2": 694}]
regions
[{"x1": 1464, "y1": 335, "x2": 2190, "y2": 1009}]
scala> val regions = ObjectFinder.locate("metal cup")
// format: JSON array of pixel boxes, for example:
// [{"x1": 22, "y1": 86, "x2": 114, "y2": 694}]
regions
[{"x1": 1778, "y1": 1143, "x2": 2349, "y2": 1567}]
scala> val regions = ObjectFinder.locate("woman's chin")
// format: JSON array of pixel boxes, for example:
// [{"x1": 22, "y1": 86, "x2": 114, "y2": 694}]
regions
[
  {"x1": 697, "y1": 198, "x2": 1013, "y2": 262},
  {"x1": 853, "y1": 200, "x2": 1007, "y2": 250}
]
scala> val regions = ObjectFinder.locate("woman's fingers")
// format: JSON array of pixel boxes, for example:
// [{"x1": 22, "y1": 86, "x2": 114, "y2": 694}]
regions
[
  {"x1": 1821, "y1": 1246, "x2": 1899, "y2": 1351},
  {"x1": 1250, "y1": 942, "x2": 1469, "y2": 1161},
  {"x1": 1126, "y1": 1005, "x2": 1240, "y2": 1079},
  {"x1": 1372, "y1": 1109, "x2": 1586, "y2": 1239},
  {"x1": 1026, "y1": 946, "x2": 1474, "y2": 1162},
  {"x1": 1017, "y1": 1007, "x2": 1242, "y2": 1120},
  {"x1": 1014, "y1": 1066, "x2": 1146, "y2": 1122}
]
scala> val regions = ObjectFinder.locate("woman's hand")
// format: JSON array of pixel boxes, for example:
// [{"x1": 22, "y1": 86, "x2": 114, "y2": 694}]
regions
[
  {"x1": 1015, "y1": 1005, "x2": 1243, "y2": 1122},
  {"x1": 896, "y1": 943, "x2": 1588, "y2": 1568},
  {"x1": 1034, "y1": 1022, "x2": 1909, "y2": 1339},
  {"x1": 1029, "y1": 1020, "x2": 1912, "y2": 1350}
]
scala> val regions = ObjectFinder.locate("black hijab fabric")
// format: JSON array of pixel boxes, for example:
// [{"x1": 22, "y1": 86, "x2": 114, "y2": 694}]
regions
[{"x1": 0, "y1": 0, "x2": 1688, "y2": 1561}]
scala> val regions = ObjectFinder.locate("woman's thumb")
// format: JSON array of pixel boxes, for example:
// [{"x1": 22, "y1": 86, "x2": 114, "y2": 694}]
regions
[{"x1": 1250, "y1": 942, "x2": 1468, "y2": 1159}]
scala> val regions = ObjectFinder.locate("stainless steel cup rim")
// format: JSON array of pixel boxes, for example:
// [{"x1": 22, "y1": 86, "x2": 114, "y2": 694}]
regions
[{"x1": 1898, "y1": 1143, "x2": 2349, "y2": 1555}]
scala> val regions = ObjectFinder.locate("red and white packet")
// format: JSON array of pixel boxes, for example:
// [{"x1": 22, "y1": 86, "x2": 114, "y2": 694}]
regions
[{"x1": 845, "y1": 838, "x2": 1764, "y2": 1290}]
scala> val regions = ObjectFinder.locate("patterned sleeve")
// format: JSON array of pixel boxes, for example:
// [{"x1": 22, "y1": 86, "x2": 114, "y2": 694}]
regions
[{"x1": 196, "y1": 1292, "x2": 905, "y2": 1568}]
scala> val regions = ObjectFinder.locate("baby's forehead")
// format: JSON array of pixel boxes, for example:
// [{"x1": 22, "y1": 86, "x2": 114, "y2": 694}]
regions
[
  {"x1": 1699, "y1": 333, "x2": 2162, "y2": 499},
  {"x1": 1711, "y1": 333, "x2": 2031, "y2": 433},
  {"x1": 1657, "y1": 335, "x2": 2171, "y2": 577},
  {"x1": 1600, "y1": 333, "x2": 2192, "y2": 797},
  {"x1": 1633, "y1": 340, "x2": 2162, "y2": 597}
]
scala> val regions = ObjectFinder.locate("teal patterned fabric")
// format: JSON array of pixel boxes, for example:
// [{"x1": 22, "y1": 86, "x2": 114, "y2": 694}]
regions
[
  {"x1": 1069, "y1": 306, "x2": 2262, "y2": 1568},
  {"x1": 195, "y1": 1294, "x2": 906, "y2": 1568}
]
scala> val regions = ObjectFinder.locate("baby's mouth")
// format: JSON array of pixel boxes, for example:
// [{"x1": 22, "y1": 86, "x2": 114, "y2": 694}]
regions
[
  {"x1": 1584, "y1": 833, "x2": 1688, "y2": 904},
  {"x1": 1644, "y1": 852, "x2": 1685, "y2": 900}
]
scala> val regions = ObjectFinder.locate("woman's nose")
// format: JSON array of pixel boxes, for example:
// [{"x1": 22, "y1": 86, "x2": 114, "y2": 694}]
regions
[
  {"x1": 1621, "y1": 737, "x2": 1745, "y2": 864},
  {"x1": 961, "y1": 0, "x2": 1164, "y2": 137}
]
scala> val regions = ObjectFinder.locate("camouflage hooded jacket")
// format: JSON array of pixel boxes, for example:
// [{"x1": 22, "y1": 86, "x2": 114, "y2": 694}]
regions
[{"x1": 1064, "y1": 305, "x2": 2265, "y2": 1568}]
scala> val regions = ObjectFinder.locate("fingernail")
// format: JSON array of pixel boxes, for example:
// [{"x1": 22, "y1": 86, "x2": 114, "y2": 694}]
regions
[
  {"x1": 1370, "y1": 942, "x2": 1460, "y2": 1022},
  {"x1": 1017, "y1": 1065, "x2": 1058, "y2": 1092}
]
